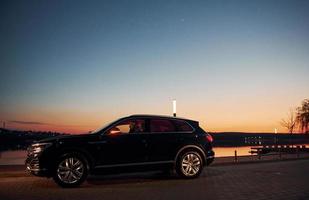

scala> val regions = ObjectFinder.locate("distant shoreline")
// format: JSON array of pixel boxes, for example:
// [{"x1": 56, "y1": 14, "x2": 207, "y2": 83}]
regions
[{"x1": 1, "y1": 128, "x2": 309, "y2": 151}]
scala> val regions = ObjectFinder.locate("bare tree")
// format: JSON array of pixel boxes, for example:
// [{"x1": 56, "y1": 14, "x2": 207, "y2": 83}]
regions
[
  {"x1": 280, "y1": 108, "x2": 296, "y2": 134},
  {"x1": 296, "y1": 99, "x2": 309, "y2": 134}
]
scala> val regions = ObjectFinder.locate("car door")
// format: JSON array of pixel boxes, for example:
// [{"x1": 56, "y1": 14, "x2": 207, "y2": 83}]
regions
[
  {"x1": 97, "y1": 119, "x2": 147, "y2": 166},
  {"x1": 144, "y1": 118, "x2": 180, "y2": 162}
]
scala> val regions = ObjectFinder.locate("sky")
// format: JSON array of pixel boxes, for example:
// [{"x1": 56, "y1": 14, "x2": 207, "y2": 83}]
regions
[{"x1": 1, "y1": 0, "x2": 309, "y2": 133}]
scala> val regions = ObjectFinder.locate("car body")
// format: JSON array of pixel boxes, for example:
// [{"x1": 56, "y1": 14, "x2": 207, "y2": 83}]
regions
[{"x1": 26, "y1": 114, "x2": 215, "y2": 187}]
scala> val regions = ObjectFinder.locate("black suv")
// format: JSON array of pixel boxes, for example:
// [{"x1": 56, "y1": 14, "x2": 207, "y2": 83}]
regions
[{"x1": 26, "y1": 115, "x2": 214, "y2": 187}]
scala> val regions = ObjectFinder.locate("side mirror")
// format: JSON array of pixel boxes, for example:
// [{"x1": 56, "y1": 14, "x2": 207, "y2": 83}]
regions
[{"x1": 109, "y1": 127, "x2": 121, "y2": 135}]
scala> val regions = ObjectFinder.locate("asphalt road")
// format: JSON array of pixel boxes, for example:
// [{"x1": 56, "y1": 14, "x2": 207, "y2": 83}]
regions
[{"x1": 1, "y1": 160, "x2": 309, "y2": 200}]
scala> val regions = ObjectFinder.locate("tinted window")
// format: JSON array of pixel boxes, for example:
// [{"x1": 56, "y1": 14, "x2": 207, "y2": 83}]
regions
[
  {"x1": 150, "y1": 119, "x2": 175, "y2": 132},
  {"x1": 107, "y1": 119, "x2": 145, "y2": 135},
  {"x1": 173, "y1": 120, "x2": 193, "y2": 132}
]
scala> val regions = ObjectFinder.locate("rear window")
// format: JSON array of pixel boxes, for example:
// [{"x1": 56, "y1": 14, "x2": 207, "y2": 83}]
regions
[
  {"x1": 173, "y1": 120, "x2": 193, "y2": 132},
  {"x1": 150, "y1": 119, "x2": 176, "y2": 133}
]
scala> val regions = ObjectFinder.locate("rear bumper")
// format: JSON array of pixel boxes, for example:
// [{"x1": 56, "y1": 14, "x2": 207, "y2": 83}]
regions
[{"x1": 206, "y1": 150, "x2": 215, "y2": 165}]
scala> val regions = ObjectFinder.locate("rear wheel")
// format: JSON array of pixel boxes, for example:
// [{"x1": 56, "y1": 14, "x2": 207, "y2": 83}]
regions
[
  {"x1": 53, "y1": 153, "x2": 88, "y2": 187},
  {"x1": 176, "y1": 150, "x2": 203, "y2": 178}
]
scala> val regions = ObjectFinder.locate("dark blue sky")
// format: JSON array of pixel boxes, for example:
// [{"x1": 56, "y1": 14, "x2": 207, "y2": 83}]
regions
[{"x1": 1, "y1": 0, "x2": 309, "y2": 133}]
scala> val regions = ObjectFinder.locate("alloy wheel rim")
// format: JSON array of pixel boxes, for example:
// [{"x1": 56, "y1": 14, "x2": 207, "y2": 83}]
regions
[
  {"x1": 181, "y1": 153, "x2": 201, "y2": 176},
  {"x1": 57, "y1": 157, "x2": 84, "y2": 184}
]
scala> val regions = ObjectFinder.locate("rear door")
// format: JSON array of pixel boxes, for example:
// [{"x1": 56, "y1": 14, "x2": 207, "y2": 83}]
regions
[{"x1": 144, "y1": 118, "x2": 180, "y2": 162}]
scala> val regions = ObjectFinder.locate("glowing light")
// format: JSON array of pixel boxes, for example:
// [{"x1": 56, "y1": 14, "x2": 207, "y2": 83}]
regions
[{"x1": 173, "y1": 99, "x2": 176, "y2": 117}]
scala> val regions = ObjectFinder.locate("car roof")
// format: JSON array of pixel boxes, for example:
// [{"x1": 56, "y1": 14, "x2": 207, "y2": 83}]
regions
[{"x1": 127, "y1": 114, "x2": 198, "y2": 123}]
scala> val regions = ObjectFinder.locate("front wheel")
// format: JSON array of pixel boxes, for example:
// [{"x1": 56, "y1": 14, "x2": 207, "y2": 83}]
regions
[
  {"x1": 176, "y1": 151, "x2": 203, "y2": 178},
  {"x1": 53, "y1": 153, "x2": 88, "y2": 188}
]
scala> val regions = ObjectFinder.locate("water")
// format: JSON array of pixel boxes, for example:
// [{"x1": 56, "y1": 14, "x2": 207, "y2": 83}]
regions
[
  {"x1": 214, "y1": 146, "x2": 254, "y2": 157},
  {"x1": 1, "y1": 144, "x2": 308, "y2": 165},
  {"x1": 213, "y1": 144, "x2": 309, "y2": 157},
  {"x1": 0, "y1": 150, "x2": 27, "y2": 165}
]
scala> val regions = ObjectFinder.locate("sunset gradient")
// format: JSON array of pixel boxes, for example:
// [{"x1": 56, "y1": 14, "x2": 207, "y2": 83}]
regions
[{"x1": 1, "y1": 0, "x2": 309, "y2": 134}]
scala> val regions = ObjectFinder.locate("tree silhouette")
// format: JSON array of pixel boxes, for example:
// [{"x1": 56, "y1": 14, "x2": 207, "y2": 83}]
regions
[
  {"x1": 296, "y1": 99, "x2": 309, "y2": 134},
  {"x1": 280, "y1": 108, "x2": 296, "y2": 134}
]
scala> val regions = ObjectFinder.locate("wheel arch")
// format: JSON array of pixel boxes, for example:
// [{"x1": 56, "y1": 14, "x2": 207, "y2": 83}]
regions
[
  {"x1": 174, "y1": 145, "x2": 206, "y2": 165},
  {"x1": 55, "y1": 148, "x2": 95, "y2": 170}
]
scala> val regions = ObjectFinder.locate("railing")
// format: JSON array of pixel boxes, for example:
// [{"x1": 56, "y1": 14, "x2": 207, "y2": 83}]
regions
[{"x1": 232, "y1": 145, "x2": 309, "y2": 163}]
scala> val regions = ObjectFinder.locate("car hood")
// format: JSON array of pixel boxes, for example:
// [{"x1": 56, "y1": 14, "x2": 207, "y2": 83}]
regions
[{"x1": 35, "y1": 134, "x2": 96, "y2": 144}]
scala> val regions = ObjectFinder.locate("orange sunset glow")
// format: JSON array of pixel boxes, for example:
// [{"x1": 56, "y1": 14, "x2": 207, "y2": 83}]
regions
[{"x1": 1, "y1": 94, "x2": 307, "y2": 134}]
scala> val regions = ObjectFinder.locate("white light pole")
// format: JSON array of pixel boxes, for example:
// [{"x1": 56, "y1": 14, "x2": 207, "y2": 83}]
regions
[
  {"x1": 173, "y1": 99, "x2": 177, "y2": 117},
  {"x1": 274, "y1": 128, "x2": 277, "y2": 134}
]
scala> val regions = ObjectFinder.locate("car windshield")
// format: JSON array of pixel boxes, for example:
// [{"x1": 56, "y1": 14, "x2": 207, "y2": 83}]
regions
[{"x1": 90, "y1": 120, "x2": 117, "y2": 134}]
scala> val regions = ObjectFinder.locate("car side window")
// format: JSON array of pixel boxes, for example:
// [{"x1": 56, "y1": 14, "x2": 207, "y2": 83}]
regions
[
  {"x1": 173, "y1": 120, "x2": 193, "y2": 132},
  {"x1": 107, "y1": 119, "x2": 145, "y2": 135},
  {"x1": 150, "y1": 119, "x2": 176, "y2": 133}
]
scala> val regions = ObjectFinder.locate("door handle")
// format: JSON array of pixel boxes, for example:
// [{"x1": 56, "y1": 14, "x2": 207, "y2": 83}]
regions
[{"x1": 88, "y1": 141, "x2": 107, "y2": 144}]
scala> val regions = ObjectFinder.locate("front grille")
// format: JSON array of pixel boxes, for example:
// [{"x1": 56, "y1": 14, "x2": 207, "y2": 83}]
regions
[
  {"x1": 26, "y1": 146, "x2": 41, "y2": 169},
  {"x1": 27, "y1": 156, "x2": 40, "y2": 169}
]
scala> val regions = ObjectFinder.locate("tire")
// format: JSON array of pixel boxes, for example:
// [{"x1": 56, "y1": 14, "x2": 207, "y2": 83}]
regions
[
  {"x1": 176, "y1": 150, "x2": 203, "y2": 178},
  {"x1": 53, "y1": 152, "x2": 89, "y2": 188}
]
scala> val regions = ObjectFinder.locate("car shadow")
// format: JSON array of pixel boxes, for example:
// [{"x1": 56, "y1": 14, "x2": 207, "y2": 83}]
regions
[
  {"x1": 86, "y1": 171, "x2": 180, "y2": 186},
  {"x1": 32, "y1": 168, "x2": 224, "y2": 188},
  {"x1": 86, "y1": 168, "x2": 225, "y2": 186}
]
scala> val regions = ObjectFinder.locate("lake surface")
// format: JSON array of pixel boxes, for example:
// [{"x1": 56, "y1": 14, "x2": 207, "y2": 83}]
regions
[
  {"x1": 1, "y1": 144, "x2": 308, "y2": 165},
  {"x1": 0, "y1": 150, "x2": 27, "y2": 165}
]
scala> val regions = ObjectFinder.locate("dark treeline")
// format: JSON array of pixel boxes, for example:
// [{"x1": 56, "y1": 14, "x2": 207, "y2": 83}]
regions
[{"x1": 0, "y1": 128, "x2": 68, "y2": 151}]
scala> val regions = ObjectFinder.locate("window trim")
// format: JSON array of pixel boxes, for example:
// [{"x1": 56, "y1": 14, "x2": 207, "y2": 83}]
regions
[
  {"x1": 103, "y1": 118, "x2": 146, "y2": 135},
  {"x1": 102, "y1": 117, "x2": 195, "y2": 135},
  {"x1": 171, "y1": 119, "x2": 195, "y2": 132},
  {"x1": 149, "y1": 118, "x2": 195, "y2": 134},
  {"x1": 149, "y1": 118, "x2": 176, "y2": 133}
]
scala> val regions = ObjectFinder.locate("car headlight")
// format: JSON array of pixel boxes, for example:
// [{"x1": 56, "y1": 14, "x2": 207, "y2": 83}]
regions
[{"x1": 31, "y1": 142, "x2": 53, "y2": 154}]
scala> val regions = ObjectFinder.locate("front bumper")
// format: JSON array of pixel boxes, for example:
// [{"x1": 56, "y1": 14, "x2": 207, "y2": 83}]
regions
[{"x1": 25, "y1": 156, "x2": 49, "y2": 177}]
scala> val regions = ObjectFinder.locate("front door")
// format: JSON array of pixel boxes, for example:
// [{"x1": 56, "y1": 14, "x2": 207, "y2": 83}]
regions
[{"x1": 97, "y1": 119, "x2": 147, "y2": 166}]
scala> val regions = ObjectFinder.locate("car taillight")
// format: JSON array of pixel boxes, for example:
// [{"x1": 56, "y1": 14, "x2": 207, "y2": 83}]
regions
[{"x1": 206, "y1": 134, "x2": 213, "y2": 143}]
